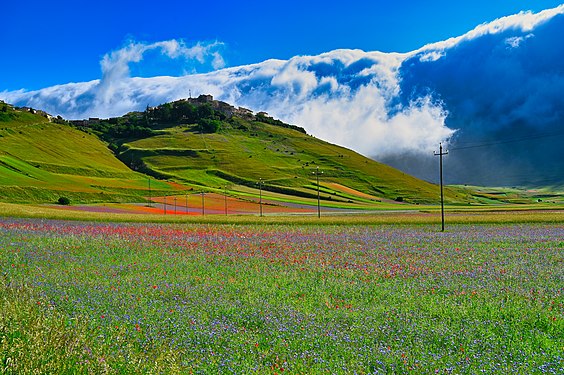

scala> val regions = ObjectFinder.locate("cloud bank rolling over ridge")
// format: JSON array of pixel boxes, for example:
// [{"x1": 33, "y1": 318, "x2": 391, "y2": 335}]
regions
[{"x1": 3, "y1": 5, "x2": 564, "y2": 186}]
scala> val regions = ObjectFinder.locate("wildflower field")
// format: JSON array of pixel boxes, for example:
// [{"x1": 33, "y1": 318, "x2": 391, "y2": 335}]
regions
[{"x1": 1, "y1": 218, "x2": 563, "y2": 374}]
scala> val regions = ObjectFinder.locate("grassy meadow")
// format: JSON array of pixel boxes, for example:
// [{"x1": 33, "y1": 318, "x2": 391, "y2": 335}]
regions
[
  {"x1": 1, "y1": 218, "x2": 562, "y2": 373},
  {"x1": 1, "y1": 200, "x2": 563, "y2": 225}
]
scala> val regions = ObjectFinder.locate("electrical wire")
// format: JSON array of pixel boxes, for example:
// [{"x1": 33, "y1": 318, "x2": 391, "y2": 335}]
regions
[{"x1": 448, "y1": 130, "x2": 564, "y2": 151}]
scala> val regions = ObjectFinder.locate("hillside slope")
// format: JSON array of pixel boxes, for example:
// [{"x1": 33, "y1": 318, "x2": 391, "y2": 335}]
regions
[
  {"x1": 0, "y1": 97, "x2": 475, "y2": 206},
  {"x1": 80, "y1": 95, "x2": 470, "y2": 205},
  {"x1": 0, "y1": 102, "x2": 171, "y2": 203}
]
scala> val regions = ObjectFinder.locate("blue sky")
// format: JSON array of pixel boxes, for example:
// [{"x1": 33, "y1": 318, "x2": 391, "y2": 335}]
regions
[
  {"x1": 2, "y1": 1, "x2": 564, "y2": 185},
  {"x1": 2, "y1": 0, "x2": 562, "y2": 91}
]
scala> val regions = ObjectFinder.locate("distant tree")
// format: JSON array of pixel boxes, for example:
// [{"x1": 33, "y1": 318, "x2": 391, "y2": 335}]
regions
[
  {"x1": 197, "y1": 104, "x2": 214, "y2": 119},
  {"x1": 198, "y1": 118, "x2": 222, "y2": 133},
  {"x1": 158, "y1": 103, "x2": 172, "y2": 122},
  {"x1": 57, "y1": 197, "x2": 70, "y2": 205},
  {"x1": 144, "y1": 105, "x2": 151, "y2": 125},
  {"x1": 172, "y1": 101, "x2": 197, "y2": 123}
]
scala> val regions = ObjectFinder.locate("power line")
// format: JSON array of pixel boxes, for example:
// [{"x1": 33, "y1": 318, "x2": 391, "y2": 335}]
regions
[{"x1": 449, "y1": 130, "x2": 564, "y2": 151}]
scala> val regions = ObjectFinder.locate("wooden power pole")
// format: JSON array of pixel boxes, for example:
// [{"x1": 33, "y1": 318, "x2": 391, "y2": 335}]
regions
[{"x1": 434, "y1": 143, "x2": 448, "y2": 232}]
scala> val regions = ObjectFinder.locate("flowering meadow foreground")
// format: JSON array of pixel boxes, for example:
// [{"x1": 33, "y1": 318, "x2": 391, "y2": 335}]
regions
[{"x1": 1, "y1": 219, "x2": 562, "y2": 374}]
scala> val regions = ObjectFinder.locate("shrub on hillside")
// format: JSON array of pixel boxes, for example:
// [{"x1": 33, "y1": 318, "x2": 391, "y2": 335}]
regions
[
  {"x1": 198, "y1": 118, "x2": 222, "y2": 133},
  {"x1": 57, "y1": 197, "x2": 70, "y2": 205}
]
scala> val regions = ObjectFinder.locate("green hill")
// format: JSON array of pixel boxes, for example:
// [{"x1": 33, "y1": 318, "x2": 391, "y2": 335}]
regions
[
  {"x1": 0, "y1": 101, "x2": 172, "y2": 203},
  {"x1": 0, "y1": 97, "x2": 476, "y2": 207},
  {"x1": 73, "y1": 95, "x2": 470, "y2": 205}
]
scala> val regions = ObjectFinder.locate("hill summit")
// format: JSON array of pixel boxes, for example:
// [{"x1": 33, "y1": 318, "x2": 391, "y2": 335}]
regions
[{"x1": 71, "y1": 94, "x2": 306, "y2": 140}]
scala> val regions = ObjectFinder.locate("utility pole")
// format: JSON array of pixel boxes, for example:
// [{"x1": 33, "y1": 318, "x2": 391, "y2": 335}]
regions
[
  {"x1": 434, "y1": 143, "x2": 448, "y2": 232},
  {"x1": 148, "y1": 178, "x2": 152, "y2": 207},
  {"x1": 224, "y1": 186, "x2": 228, "y2": 216},
  {"x1": 313, "y1": 166, "x2": 323, "y2": 218},
  {"x1": 201, "y1": 192, "x2": 205, "y2": 216},
  {"x1": 258, "y1": 178, "x2": 263, "y2": 217}
]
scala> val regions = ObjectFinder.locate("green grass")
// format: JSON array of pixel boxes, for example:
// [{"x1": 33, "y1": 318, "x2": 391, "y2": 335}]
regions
[
  {"x1": 0, "y1": 108, "x2": 42, "y2": 125},
  {"x1": 0, "y1": 121, "x2": 127, "y2": 174},
  {"x1": 121, "y1": 121, "x2": 470, "y2": 205},
  {"x1": 0, "y1": 108, "x2": 178, "y2": 203},
  {"x1": 1, "y1": 219, "x2": 562, "y2": 373},
  {"x1": 452, "y1": 185, "x2": 564, "y2": 205},
  {"x1": 1, "y1": 104, "x2": 562, "y2": 211},
  {"x1": 0, "y1": 201, "x2": 563, "y2": 225},
  {"x1": 1, "y1": 107, "x2": 444, "y2": 208}
]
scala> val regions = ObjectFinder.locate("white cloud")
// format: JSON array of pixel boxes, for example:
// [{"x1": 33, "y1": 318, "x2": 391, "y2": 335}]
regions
[
  {"x1": 0, "y1": 45, "x2": 469, "y2": 158},
  {"x1": 419, "y1": 51, "x2": 444, "y2": 62},
  {"x1": 278, "y1": 86, "x2": 452, "y2": 157},
  {"x1": 505, "y1": 33, "x2": 534, "y2": 48},
  {"x1": 204, "y1": 51, "x2": 453, "y2": 157},
  {"x1": 270, "y1": 60, "x2": 319, "y2": 97},
  {"x1": 93, "y1": 39, "x2": 226, "y2": 117},
  {"x1": 2, "y1": 4, "x2": 562, "y2": 163},
  {"x1": 505, "y1": 36, "x2": 525, "y2": 48},
  {"x1": 414, "y1": 4, "x2": 564, "y2": 55},
  {"x1": 211, "y1": 52, "x2": 226, "y2": 70}
]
